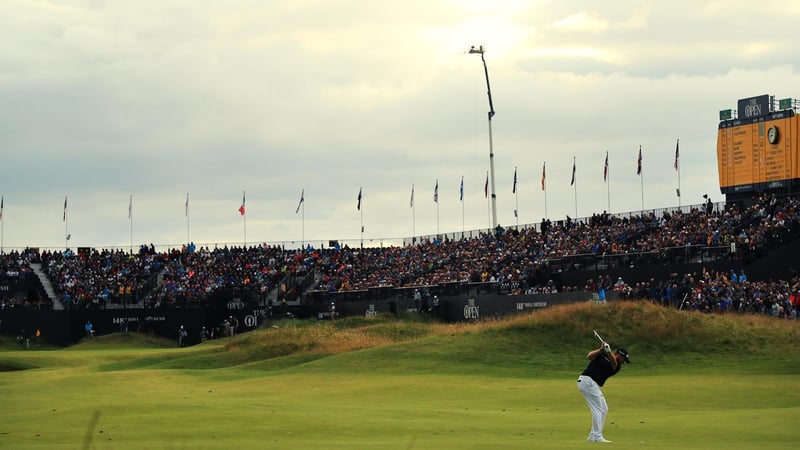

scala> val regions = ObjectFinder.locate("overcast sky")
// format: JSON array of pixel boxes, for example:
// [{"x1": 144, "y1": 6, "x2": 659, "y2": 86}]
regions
[{"x1": 2, "y1": 0, "x2": 800, "y2": 251}]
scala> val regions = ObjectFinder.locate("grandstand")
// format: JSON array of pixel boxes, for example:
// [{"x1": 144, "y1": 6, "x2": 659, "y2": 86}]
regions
[
  {"x1": 4, "y1": 95, "x2": 800, "y2": 345},
  {"x1": 3, "y1": 190, "x2": 799, "y2": 346}
]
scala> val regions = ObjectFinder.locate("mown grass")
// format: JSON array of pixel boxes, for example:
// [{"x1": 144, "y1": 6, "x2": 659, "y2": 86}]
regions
[{"x1": 1, "y1": 301, "x2": 799, "y2": 449}]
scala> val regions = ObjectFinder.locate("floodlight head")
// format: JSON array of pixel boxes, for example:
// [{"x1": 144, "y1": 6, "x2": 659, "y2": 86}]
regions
[{"x1": 468, "y1": 45, "x2": 485, "y2": 54}]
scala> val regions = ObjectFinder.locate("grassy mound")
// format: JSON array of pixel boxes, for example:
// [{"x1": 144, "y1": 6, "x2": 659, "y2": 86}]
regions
[{"x1": 78, "y1": 301, "x2": 800, "y2": 375}]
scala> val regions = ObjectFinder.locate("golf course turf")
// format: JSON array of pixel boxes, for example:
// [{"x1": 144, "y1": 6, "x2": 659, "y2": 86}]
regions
[{"x1": 2, "y1": 301, "x2": 798, "y2": 449}]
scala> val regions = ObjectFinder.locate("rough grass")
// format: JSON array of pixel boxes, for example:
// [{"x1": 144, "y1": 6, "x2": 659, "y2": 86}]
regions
[
  {"x1": 6, "y1": 301, "x2": 798, "y2": 373},
  {"x1": 28, "y1": 300, "x2": 795, "y2": 376}
]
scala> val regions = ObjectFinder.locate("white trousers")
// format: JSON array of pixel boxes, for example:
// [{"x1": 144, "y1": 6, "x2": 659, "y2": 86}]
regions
[{"x1": 577, "y1": 375, "x2": 608, "y2": 441}]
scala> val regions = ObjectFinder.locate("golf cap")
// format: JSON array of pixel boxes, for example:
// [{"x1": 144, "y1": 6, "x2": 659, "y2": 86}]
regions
[{"x1": 616, "y1": 348, "x2": 631, "y2": 363}]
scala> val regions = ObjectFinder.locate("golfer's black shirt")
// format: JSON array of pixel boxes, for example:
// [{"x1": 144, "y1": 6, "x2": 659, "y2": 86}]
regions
[{"x1": 581, "y1": 352, "x2": 620, "y2": 387}]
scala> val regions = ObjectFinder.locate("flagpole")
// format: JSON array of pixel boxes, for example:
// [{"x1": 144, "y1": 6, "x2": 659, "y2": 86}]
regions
[
  {"x1": 1, "y1": 195, "x2": 4, "y2": 255},
  {"x1": 485, "y1": 171, "x2": 490, "y2": 231},
  {"x1": 359, "y1": 187, "x2": 364, "y2": 250},
  {"x1": 299, "y1": 189, "x2": 305, "y2": 249},
  {"x1": 64, "y1": 196, "x2": 68, "y2": 251},
  {"x1": 513, "y1": 166, "x2": 519, "y2": 228},
  {"x1": 605, "y1": 152, "x2": 611, "y2": 213},
  {"x1": 294, "y1": 189, "x2": 305, "y2": 249},
  {"x1": 185, "y1": 193, "x2": 190, "y2": 245},
  {"x1": 542, "y1": 162, "x2": 548, "y2": 220},
  {"x1": 241, "y1": 190, "x2": 247, "y2": 248},
  {"x1": 411, "y1": 184, "x2": 416, "y2": 241},
  {"x1": 434, "y1": 180, "x2": 439, "y2": 236},
  {"x1": 676, "y1": 139, "x2": 681, "y2": 208},
  {"x1": 129, "y1": 194, "x2": 133, "y2": 255},
  {"x1": 639, "y1": 145, "x2": 644, "y2": 212},
  {"x1": 572, "y1": 156, "x2": 578, "y2": 219},
  {"x1": 640, "y1": 169, "x2": 644, "y2": 212},
  {"x1": 460, "y1": 176, "x2": 465, "y2": 238}
]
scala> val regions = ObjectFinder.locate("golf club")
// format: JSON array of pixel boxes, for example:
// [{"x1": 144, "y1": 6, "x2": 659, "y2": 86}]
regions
[{"x1": 593, "y1": 330, "x2": 604, "y2": 343}]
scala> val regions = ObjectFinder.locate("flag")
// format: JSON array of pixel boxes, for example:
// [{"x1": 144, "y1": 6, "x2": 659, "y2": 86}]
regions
[
  {"x1": 410, "y1": 185, "x2": 414, "y2": 208},
  {"x1": 637, "y1": 146, "x2": 642, "y2": 175},
  {"x1": 512, "y1": 168, "x2": 517, "y2": 193},
  {"x1": 185, "y1": 193, "x2": 189, "y2": 217},
  {"x1": 541, "y1": 163, "x2": 546, "y2": 191},
  {"x1": 674, "y1": 139, "x2": 680, "y2": 171},
  {"x1": 0, "y1": 195, "x2": 3, "y2": 220},
  {"x1": 238, "y1": 191, "x2": 246, "y2": 216},
  {"x1": 63, "y1": 196, "x2": 67, "y2": 221},
  {"x1": 484, "y1": 172, "x2": 488, "y2": 199},
  {"x1": 433, "y1": 180, "x2": 439, "y2": 203},
  {"x1": 603, "y1": 152, "x2": 609, "y2": 182},
  {"x1": 571, "y1": 158, "x2": 576, "y2": 186},
  {"x1": 128, "y1": 194, "x2": 132, "y2": 219},
  {"x1": 459, "y1": 177, "x2": 464, "y2": 202},
  {"x1": 296, "y1": 189, "x2": 304, "y2": 213},
  {"x1": 357, "y1": 188, "x2": 362, "y2": 210}
]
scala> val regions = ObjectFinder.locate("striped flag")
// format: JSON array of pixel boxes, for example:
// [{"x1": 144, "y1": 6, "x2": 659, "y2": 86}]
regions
[
  {"x1": 433, "y1": 180, "x2": 439, "y2": 203},
  {"x1": 637, "y1": 146, "x2": 642, "y2": 175},
  {"x1": 512, "y1": 167, "x2": 517, "y2": 193},
  {"x1": 674, "y1": 139, "x2": 680, "y2": 171},
  {"x1": 296, "y1": 189, "x2": 305, "y2": 213},
  {"x1": 570, "y1": 158, "x2": 576, "y2": 186}
]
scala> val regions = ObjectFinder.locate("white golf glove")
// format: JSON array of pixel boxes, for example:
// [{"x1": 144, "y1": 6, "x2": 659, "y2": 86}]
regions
[{"x1": 603, "y1": 343, "x2": 611, "y2": 353}]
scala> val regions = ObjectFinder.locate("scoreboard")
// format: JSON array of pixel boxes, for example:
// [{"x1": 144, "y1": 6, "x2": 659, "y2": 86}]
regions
[{"x1": 717, "y1": 94, "x2": 798, "y2": 196}]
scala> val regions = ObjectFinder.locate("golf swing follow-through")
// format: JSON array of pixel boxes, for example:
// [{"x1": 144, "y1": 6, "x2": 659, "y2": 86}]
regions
[{"x1": 577, "y1": 330, "x2": 631, "y2": 443}]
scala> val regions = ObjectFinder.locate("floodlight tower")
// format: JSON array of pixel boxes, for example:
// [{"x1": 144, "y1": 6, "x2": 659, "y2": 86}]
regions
[{"x1": 468, "y1": 45, "x2": 498, "y2": 229}]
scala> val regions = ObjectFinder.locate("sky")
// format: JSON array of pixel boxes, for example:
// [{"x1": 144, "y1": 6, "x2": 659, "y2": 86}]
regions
[{"x1": 2, "y1": 0, "x2": 800, "y2": 252}]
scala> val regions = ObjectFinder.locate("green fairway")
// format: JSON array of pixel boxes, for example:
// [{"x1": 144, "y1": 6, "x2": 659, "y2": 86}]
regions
[{"x1": 2, "y1": 302, "x2": 799, "y2": 449}]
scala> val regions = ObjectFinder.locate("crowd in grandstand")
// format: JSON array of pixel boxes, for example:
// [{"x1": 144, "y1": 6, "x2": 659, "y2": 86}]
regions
[{"x1": 1, "y1": 193, "x2": 799, "y2": 319}]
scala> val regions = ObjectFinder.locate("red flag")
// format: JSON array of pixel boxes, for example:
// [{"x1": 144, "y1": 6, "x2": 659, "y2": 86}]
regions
[
  {"x1": 674, "y1": 139, "x2": 680, "y2": 171},
  {"x1": 541, "y1": 163, "x2": 546, "y2": 191},
  {"x1": 238, "y1": 191, "x2": 246, "y2": 216}
]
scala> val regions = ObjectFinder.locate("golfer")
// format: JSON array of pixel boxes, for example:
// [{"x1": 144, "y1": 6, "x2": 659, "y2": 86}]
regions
[{"x1": 577, "y1": 341, "x2": 631, "y2": 443}]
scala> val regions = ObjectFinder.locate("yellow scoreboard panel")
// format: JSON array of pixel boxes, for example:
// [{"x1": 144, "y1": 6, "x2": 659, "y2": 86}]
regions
[{"x1": 717, "y1": 110, "x2": 798, "y2": 194}]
